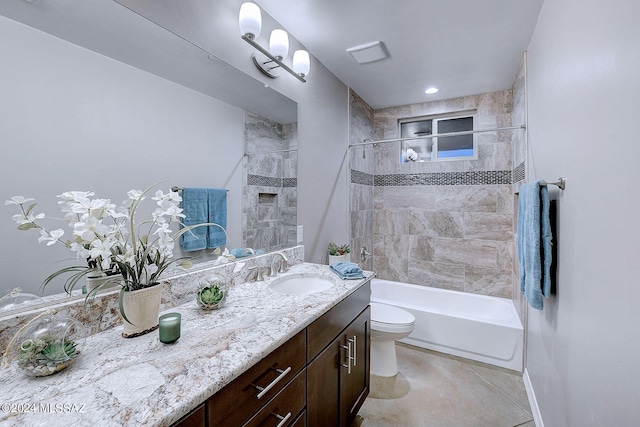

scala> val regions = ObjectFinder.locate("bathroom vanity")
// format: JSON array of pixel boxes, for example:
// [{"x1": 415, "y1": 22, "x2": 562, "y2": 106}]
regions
[{"x1": 0, "y1": 262, "x2": 371, "y2": 427}]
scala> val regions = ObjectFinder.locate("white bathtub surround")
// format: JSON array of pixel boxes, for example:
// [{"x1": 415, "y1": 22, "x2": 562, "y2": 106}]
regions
[
  {"x1": 0, "y1": 262, "x2": 373, "y2": 426},
  {"x1": 371, "y1": 279, "x2": 524, "y2": 371}
]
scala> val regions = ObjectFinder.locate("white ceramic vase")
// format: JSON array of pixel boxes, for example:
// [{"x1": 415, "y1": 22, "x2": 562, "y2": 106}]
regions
[
  {"x1": 120, "y1": 284, "x2": 163, "y2": 338},
  {"x1": 84, "y1": 274, "x2": 118, "y2": 294},
  {"x1": 328, "y1": 253, "x2": 351, "y2": 265}
]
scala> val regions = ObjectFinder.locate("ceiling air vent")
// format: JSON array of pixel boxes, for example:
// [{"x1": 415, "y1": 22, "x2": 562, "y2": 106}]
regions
[{"x1": 346, "y1": 41, "x2": 389, "y2": 64}]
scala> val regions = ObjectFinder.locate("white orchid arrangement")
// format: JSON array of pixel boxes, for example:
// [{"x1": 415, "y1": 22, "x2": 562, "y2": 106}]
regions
[{"x1": 6, "y1": 185, "x2": 224, "y2": 295}]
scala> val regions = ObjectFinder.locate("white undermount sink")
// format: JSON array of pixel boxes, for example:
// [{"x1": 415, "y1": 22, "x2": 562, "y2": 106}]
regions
[{"x1": 269, "y1": 274, "x2": 335, "y2": 295}]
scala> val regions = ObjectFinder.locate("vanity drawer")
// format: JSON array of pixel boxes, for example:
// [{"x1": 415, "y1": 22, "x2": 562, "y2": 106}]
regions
[
  {"x1": 242, "y1": 370, "x2": 306, "y2": 427},
  {"x1": 307, "y1": 281, "x2": 371, "y2": 361},
  {"x1": 172, "y1": 403, "x2": 205, "y2": 427},
  {"x1": 208, "y1": 330, "x2": 306, "y2": 426}
]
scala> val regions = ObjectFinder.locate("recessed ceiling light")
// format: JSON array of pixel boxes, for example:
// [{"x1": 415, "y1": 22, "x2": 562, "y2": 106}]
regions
[{"x1": 425, "y1": 87, "x2": 439, "y2": 94}]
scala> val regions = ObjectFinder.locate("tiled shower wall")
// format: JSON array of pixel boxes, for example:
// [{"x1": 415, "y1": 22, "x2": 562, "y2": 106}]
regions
[
  {"x1": 350, "y1": 90, "x2": 376, "y2": 271},
  {"x1": 243, "y1": 112, "x2": 298, "y2": 252},
  {"x1": 350, "y1": 90, "x2": 522, "y2": 298}
]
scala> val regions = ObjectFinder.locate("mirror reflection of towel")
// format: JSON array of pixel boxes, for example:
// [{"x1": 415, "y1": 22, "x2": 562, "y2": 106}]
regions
[
  {"x1": 207, "y1": 188, "x2": 227, "y2": 248},
  {"x1": 180, "y1": 188, "x2": 208, "y2": 251}
]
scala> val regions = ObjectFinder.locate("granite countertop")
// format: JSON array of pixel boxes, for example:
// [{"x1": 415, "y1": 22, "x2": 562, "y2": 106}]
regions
[{"x1": 0, "y1": 262, "x2": 373, "y2": 427}]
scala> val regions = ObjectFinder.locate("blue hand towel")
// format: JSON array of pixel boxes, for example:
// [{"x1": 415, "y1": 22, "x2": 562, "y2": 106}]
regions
[
  {"x1": 207, "y1": 188, "x2": 227, "y2": 249},
  {"x1": 330, "y1": 262, "x2": 365, "y2": 280},
  {"x1": 517, "y1": 181, "x2": 552, "y2": 310},
  {"x1": 230, "y1": 248, "x2": 255, "y2": 258},
  {"x1": 180, "y1": 188, "x2": 208, "y2": 252}
]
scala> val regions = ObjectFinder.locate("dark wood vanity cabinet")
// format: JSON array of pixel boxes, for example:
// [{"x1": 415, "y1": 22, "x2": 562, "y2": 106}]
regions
[
  {"x1": 307, "y1": 306, "x2": 370, "y2": 427},
  {"x1": 306, "y1": 283, "x2": 371, "y2": 427},
  {"x1": 173, "y1": 281, "x2": 371, "y2": 427}
]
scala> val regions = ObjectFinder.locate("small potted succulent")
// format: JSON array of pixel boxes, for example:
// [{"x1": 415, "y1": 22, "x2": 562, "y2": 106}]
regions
[
  {"x1": 16, "y1": 335, "x2": 80, "y2": 377},
  {"x1": 197, "y1": 275, "x2": 226, "y2": 310},
  {"x1": 328, "y1": 242, "x2": 351, "y2": 264},
  {"x1": 3, "y1": 311, "x2": 85, "y2": 377}
]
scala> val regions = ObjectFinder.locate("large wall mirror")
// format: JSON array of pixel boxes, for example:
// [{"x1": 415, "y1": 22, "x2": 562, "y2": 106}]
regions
[{"x1": 0, "y1": 0, "x2": 297, "y2": 311}]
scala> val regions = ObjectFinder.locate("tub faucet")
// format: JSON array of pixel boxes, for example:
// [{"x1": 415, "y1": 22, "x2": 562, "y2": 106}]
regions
[
  {"x1": 270, "y1": 252, "x2": 290, "y2": 276},
  {"x1": 360, "y1": 246, "x2": 371, "y2": 263}
]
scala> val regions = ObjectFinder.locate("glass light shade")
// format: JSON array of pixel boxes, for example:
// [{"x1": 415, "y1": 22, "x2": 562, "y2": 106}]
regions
[
  {"x1": 293, "y1": 50, "x2": 310, "y2": 77},
  {"x1": 269, "y1": 29, "x2": 289, "y2": 60},
  {"x1": 239, "y1": 2, "x2": 261, "y2": 39}
]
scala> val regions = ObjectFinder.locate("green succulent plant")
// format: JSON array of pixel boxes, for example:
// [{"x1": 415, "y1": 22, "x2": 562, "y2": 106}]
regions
[
  {"x1": 198, "y1": 285, "x2": 224, "y2": 306},
  {"x1": 18, "y1": 335, "x2": 78, "y2": 368},
  {"x1": 328, "y1": 242, "x2": 350, "y2": 256}
]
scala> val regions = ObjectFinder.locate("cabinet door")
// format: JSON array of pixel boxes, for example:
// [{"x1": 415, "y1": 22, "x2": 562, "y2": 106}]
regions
[
  {"x1": 306, "y1": 335, "x2": 341, "y2": 427},
  {"x1": 307, "y1": 306, "x2": 371, "y2": 427},
  {"x1": 340, "y1": 306, "x2": 370, "y2": 426}
]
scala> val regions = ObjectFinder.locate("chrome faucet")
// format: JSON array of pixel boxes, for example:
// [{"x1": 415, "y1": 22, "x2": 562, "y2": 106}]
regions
[
  {"x1": 246, "y1": 266, "x2": 265, "y2": 282},
  {"x1": 360, "y1": 246, "x2": 371, "y2": 263},
  {"x1": 270, "y1": 252, "x2": 290, "y2": 276}
]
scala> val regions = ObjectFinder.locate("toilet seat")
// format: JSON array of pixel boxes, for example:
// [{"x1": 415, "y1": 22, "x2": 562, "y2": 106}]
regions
[{"x1": 370, "y1": 302, "x2": 415, "y2": 333}]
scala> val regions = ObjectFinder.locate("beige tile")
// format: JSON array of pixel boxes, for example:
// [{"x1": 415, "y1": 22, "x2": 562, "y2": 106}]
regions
[
  {"x1": 409, "y1": 211, "x2": 464, "y2": 238},
  {"x1": 463, "y1": 212, "x2": 513, "y2": 241},
  {"x1": 434, "y1": 238, "x2": 498, "y2": 269},
  {"x1": 407, "y1": 261, "x2": 465, "y2": 292},
  {"x1": 435, "y1": 186, "x2": 498, "y2": 213}
]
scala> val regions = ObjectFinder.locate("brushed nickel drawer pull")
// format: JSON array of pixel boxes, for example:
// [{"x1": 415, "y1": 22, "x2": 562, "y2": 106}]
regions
[
  {"x1": 341, "y1": 342, "x2": 352, "y2": 375},
  {"x1": 254, "y1": 366, "x2": 292, "y2": 399},
  {"x1": 274, "y1": 411, "x2": 292, "y2": 427},
  {"x1": 349, "y1": 335, "x2": 357, "y2": 366}
]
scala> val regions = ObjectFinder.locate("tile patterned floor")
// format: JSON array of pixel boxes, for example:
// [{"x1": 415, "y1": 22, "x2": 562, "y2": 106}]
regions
[{"x1": 357, "y1": 344, "x2": 535, "y2": 427}]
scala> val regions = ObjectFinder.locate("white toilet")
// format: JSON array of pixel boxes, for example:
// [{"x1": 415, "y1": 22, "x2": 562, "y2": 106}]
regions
[{"x1": 370, "y1": 302, "x2": 416, "y2": 377}]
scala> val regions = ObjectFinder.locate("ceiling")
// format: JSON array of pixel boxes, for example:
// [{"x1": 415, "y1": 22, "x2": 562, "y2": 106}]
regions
[{"x1": 257, "y1": 0, "x2": 545, "y2": 109}]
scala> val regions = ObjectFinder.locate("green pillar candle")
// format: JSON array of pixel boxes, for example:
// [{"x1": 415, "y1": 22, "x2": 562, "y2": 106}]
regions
[{"x1": 159, "y1": 313, "x2": 181, "y2": 344}]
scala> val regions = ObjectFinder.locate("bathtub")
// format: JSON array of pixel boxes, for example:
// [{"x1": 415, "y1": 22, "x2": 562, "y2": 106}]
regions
[{"x1": 371, "y1": 279, "x2": 524, "y2": 371}]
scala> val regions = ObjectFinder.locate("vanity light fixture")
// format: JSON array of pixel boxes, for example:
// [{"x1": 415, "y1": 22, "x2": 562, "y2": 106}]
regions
[{"x1": 239, "y1": 2, "x2": 310, "y2": 82}]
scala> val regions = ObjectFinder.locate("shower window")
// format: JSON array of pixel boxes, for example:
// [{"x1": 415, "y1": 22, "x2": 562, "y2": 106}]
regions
[{"x1": 399, "y1": 111, "x2": 477, "y2": 162}]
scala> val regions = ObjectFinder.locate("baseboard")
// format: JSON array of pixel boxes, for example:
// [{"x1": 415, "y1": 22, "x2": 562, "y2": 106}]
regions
[{"x1": 523, "y1": 368, "x2": 544, "y2": 427}]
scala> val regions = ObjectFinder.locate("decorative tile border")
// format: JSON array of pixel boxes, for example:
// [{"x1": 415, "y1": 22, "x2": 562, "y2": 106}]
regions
[
  {"x1": 283, "y1": 177, "x2": 297, "y2": 188},
  {"x1": 351, "y1": 169, "x2": 374, "y2": 186},
  {"x1": 350, "y1": 170, "x2": 511, "y2": 186},
  {"x1": 248, "y1": 174, "x2": 297, "y2": 188},
  {"x1": 513, "y1": 161, "x2": 525, "y2": 183},
  {"x1": 350, "y1": 167, "x2": 528, "y2": 187}
]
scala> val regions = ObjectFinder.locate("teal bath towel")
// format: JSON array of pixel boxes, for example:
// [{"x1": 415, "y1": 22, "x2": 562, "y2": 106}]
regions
[
  {"x1": 330, "y1": 262, "x2": 365, "y2": 280},
  {"x1": 180, "y1": 187, "x2": 208, "y2": 252},
  {"x1": 207, "y1": 188, "x2": 227, "y2": 249},
  {"x1": 517, "y1": 181, "x2": 552, "y2": 310}
]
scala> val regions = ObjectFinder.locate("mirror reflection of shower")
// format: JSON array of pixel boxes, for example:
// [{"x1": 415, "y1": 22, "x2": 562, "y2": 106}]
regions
[{"x1": 243, "y1": 113, "x2": 298, "y2": 254}]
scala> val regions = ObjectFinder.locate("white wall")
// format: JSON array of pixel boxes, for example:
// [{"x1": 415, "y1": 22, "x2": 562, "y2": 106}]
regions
[
  {"x1": 295, "y1": 62, "x2": 350, "y2": 264},
  {"x1": 525, "y1": 0, "x2": 640, "y2": 425},
  {"x1": 0, "y1": 16, "x2": 244, "y2": 296}
]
